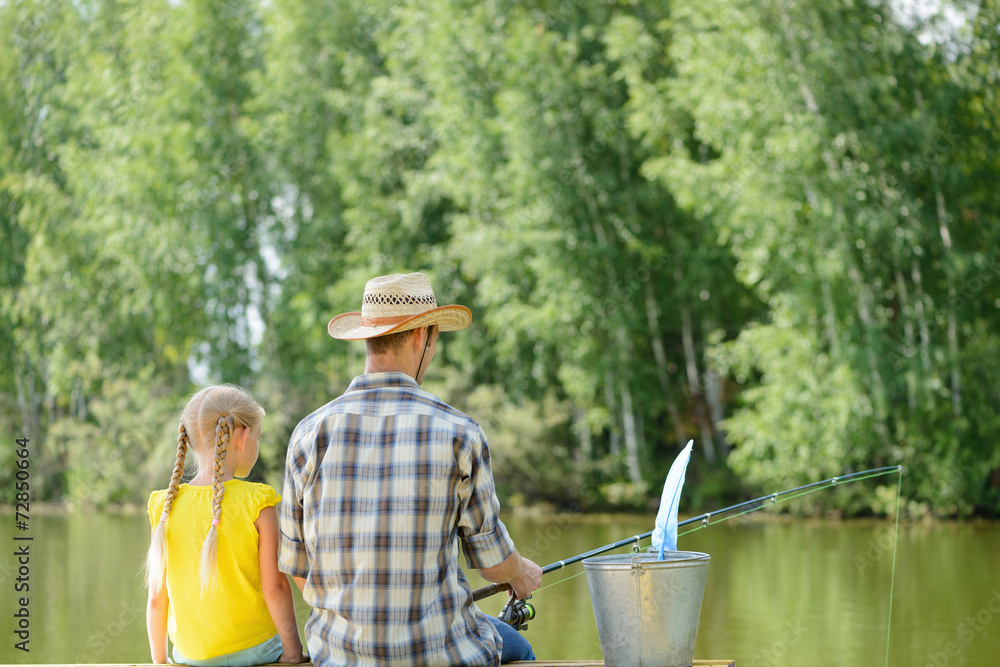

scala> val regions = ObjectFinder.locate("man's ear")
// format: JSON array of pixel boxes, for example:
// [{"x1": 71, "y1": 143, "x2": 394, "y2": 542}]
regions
[{"x1": 411, "y1": 326, "x2": 429, "y2": 350}]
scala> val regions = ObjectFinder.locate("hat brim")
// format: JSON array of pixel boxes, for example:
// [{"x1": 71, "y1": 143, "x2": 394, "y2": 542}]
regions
[{"x1": 328, "y1": 305, "x2": 472, "y2": 340}]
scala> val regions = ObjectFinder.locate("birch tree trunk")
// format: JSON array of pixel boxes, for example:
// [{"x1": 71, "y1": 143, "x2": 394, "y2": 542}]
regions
[
  {"x1": 578, "y1": 163, "x2": 644, "y2": 484},
  {"x1": 573, "y1": 404, "x2": 593, "y2": 460},
  {"x1": 676, "y1": 274, "x2": 717, "y2": 462},
  {"x1": 931, "y1": 167, "x2": 962, "y2": 419},
  {"x1": 846, "y1": 254, "x2": 890, "y2": 444},
  {"x1": 704, "y1": 368, "x2": 729, "y2": 458},
  {"x1": 14, "y1": 351, "x2": 43, "y2": 440},
  {"x1": 894, "y1": 268, "x2": 919, "y2": 414},
  {"x1": 916, "y1": 87, "x2": 962, "y2": 420},
  {"x1": 604, "y1": 369, "x2": 622, "y2": 456},
  {"x1": 820, "y1": 276, "x2": 841, "y2": 358},
  {"x1": 644, "y1": 275, "x2": 689, "y2": 449},
  {"x1": 620, "y1": 377, "x2": 645, "y2": 486},
  {"x1": 911, "y1": 252, "x2": 935, "y2": 412}
]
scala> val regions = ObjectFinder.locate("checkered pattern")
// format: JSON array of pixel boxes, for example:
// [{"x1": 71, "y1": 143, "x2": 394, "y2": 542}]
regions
[{"x1": 279, "y1": 372, "x2": 515, "y2": 667}]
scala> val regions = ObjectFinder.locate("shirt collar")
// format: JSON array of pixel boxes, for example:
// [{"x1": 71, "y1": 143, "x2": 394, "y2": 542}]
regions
[{"x1": 345, "y1": 372, "x2": 420, "y2": 393}]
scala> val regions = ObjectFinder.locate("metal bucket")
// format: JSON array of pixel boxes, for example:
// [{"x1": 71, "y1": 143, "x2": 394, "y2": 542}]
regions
[{"x1": 582, "y1": 551, "x2": 710, "y2": 667}]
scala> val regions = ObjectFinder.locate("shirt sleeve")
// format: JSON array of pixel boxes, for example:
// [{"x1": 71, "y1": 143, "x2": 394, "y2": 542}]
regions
[
  {"x1": 457, "y1": 423, "x2": 516, "y2": 570},
  {"x1": 251, "y1": 484, "x2": 280, "y2": 520},
  {"x1": 278, "y1": 431, "x2": 310, "y2": 578}
]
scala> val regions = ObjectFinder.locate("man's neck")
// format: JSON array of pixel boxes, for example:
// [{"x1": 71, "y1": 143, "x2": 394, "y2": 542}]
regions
[{"x1": 364, "y1": 355, "x2": 416, "y2": 380}]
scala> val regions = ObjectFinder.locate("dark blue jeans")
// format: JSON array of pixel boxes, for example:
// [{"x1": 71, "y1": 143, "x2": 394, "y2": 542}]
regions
[{"x1": 487, "y1": 615, "x2": 536, "y2": 663}]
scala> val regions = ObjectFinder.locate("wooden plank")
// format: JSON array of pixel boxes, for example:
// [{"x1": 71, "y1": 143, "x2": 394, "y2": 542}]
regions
[
  {"x1": 5, "y1": 662, "x2": 735, "y2": 667},
  {"x1": 5, "y1": 661, "x2": 735, "y2": 667},
  {"x1": 511, "y1": 662, "x2": 735, "y2": 667}
]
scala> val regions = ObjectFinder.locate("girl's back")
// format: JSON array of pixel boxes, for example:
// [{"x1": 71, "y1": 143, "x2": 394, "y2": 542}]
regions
[
  {"x1": 148, "y1": 480, "x2": 279, "y2": 660},
  {"x1": 144, "y1": 384, "x2": 304, "y2": 666}
]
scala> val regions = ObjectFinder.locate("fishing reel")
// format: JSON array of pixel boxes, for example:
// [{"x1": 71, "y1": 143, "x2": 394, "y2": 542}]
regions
[{"x1": 498, "y1": 595, "x2": 535, "y2": 632}]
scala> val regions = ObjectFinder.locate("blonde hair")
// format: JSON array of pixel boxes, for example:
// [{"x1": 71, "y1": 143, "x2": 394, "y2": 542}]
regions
[{"x1": 143, "y1": 385, "x2": 264, "y2": 595}]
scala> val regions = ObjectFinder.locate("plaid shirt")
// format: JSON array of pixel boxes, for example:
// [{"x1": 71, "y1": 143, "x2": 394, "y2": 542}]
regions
[{"x1": 279, "y1": 372, "x2": 516, "y2": 667}]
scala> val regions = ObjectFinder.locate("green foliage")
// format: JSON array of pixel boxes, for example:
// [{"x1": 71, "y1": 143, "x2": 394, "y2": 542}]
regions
[
  {"x1": 620, "y1": 0, "x2": 1000, "y2": 515},
  {"x1": 710, "y1": 304, "x2": 872, "y2": 489},
  {"x1": 460, "y1": 382, "x2": 578, "y2": 507},
  {"x1": 48, "y1": 368, "x2": 179, "y2": 508},
  {"x1": 1, "y1": 0, "x2": 997, "y2": 516}
]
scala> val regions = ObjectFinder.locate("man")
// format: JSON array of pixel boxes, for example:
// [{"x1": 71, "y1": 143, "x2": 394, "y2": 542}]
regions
[{"x1": 279, "y1": 272, "x2": 542, "y2": 666}]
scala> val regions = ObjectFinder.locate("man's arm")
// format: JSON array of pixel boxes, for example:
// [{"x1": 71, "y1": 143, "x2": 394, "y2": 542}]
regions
[
  {"x1": 278, "y1": 431, "x2": 312, "y2": 583},
  {"x1": 460, "y1": 423, "x2": 543, "y2": 598},
  {"x1": 477, "y1": 549, "x2": 543, "y2": 600}
]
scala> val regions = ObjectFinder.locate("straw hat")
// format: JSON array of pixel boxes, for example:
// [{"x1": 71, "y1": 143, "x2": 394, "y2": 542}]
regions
[{"x1": 328, "y1": 273, "x2": 472, "y2": 340}]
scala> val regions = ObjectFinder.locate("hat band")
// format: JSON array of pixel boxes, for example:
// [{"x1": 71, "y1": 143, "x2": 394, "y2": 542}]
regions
[{"x1": 360, "y1": 314, "x2": 416, "y2": 327}]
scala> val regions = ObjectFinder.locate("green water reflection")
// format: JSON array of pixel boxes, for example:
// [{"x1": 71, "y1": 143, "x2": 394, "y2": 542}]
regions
[{"x1": 1, "y1": 512, "x2": 997, "y2": 665}]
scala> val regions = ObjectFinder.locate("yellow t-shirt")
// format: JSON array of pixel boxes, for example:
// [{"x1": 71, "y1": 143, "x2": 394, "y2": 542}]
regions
[{"x1": 147, "y1": 480, "x2": 280, "y2": 660}]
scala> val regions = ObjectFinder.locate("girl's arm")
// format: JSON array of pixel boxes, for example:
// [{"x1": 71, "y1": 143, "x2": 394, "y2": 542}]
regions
[
  {"x1": 256, "y1": 505, "x2": 307, "y2": 663},
  {"x1": 146, "y1": 554, "x2": 170, "y2": 663}
]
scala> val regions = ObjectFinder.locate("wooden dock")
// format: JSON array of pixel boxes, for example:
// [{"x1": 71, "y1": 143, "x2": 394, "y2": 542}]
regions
[
  {"x1": 516, "y1": 662, "x2": 734, "y2": 666},
  {"x1": 9, "y1": 662, "x2": 734, "y2": 666}
]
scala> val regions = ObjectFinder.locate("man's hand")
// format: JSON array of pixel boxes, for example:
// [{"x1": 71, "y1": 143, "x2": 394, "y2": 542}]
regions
[
  {"x1": 478, "y1": 550, "x2": 543, "y2": 600},
  {"x1": 508, "y1": 556, "x2": 542, "y2": 600}
]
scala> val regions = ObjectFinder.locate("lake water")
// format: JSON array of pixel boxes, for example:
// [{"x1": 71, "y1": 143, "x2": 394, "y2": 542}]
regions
[{"x1": 1, "y1": 511, "x2": 997, "y2": 665}]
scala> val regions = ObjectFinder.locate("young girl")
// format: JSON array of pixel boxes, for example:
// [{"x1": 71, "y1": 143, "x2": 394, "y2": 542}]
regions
[{"x1": 144, "y1": 385, "x2": 305, "y2": 665}]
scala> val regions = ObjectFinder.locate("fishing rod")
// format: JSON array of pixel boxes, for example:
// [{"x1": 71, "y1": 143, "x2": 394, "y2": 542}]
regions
[{"x1": 473, "y1": 465, "x2": 901, "y2": 603}]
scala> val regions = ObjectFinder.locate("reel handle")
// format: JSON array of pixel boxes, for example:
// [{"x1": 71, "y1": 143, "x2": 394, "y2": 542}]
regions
[{"x1": 472, "y1": 582, "x2": 510, "y2": 601}]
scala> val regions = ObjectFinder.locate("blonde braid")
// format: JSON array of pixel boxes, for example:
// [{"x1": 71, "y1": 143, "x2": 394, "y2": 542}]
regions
[
  {"x1": 198, "y1": 414, "x2": 232, "y2": 594},
  {"x1": 163, "y1": 422, "x2": 190, "y2": 517},
  {"x1": 144, "y1": 421, "x2": 190, "y2": 593}
]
